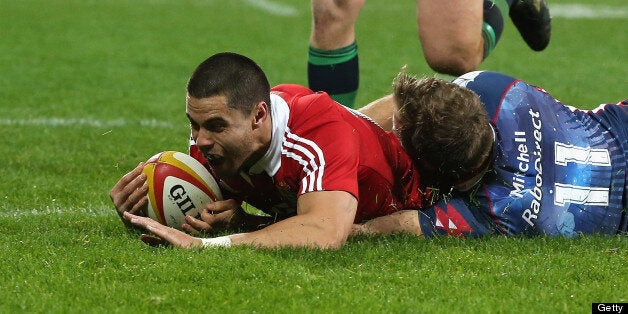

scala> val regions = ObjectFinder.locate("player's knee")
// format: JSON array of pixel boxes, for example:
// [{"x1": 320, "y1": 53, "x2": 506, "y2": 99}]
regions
[
  {"x1": 312, "y1": 0, "x2": 364, "y2": 29},
  {"x1": 424, "y1": 51, "x2": 482, "y2": 76},
  {"x1": 419, "y1": 33, "x2": 484, "y2": 75},
  {"x1": 311, "y1": 0, "x2": 365, "y2": 48}
]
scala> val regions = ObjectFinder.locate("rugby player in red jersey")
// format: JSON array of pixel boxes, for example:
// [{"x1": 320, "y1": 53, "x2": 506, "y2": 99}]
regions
[{"x1": 110, "y1": 52, "x2": 431, "y2": 249}]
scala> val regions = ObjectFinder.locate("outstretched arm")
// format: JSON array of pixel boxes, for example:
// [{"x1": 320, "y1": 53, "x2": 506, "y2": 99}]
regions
[
  {"x1": 358, "y1": 94, "x2": 394, "y2": 131},
  {"x1": 351, "y1": 210, "x2": 424, "y2": 237},
  {"x1": 124, "y1": 190, "x2": 358, "y2": 249},
  {"x1": 230, "y1": 191, "x2": 357, "y2": 248}
]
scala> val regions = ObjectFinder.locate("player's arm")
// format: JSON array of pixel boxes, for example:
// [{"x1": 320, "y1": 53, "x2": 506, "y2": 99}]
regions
[
  {"x1": 229, "y1": 191, "x2": 357, "y2": 248},
  {"x1": 124, "y1": 190, "x2": 357, "y2": 249},
  {"x1": 358, "y1": 94, "x2": 395, "y2": 131},
  {"x1": 351, "y1": 210, "x2": 424, "y2": 237}
]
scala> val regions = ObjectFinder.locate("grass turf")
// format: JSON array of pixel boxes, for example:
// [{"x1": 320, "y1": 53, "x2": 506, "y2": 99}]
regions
[{"x1": 0, "y1": 0, "x2": 626, "y2": 312}]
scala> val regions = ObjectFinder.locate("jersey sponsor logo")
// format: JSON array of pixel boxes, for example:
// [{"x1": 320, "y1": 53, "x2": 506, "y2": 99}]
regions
[
  {"x1": 281, "y1": 127, "x2": 326, "y2": 194},
  {"x1": 434, "y1": 203, "x2": 473, "y2": 237},
  {"x1": 519, "y1": 109, "x2": 545, "y2": 227}
]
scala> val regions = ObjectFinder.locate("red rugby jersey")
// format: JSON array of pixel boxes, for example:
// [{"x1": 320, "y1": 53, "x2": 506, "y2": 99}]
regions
[{"x1": 190, "y1": 84, "x2": 429, "y2": 223}]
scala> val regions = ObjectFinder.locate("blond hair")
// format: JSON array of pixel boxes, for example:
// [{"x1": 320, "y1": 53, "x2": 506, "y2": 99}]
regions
[{"x1": 393, "y1": 72, "x2": 493, "y2": 190}]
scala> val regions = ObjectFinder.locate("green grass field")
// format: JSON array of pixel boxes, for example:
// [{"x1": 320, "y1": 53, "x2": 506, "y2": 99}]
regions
[{"x1": 1, "y1": 0, "x2": 626, "y2": 312}]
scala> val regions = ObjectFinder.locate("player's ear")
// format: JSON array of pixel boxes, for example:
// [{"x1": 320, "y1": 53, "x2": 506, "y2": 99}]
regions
[{"x1": 252, "y1": 101, "x2": 269, "y2": 128}]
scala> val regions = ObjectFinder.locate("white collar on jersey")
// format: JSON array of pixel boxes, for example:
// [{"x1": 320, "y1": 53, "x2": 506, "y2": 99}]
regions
[{"x1": 247, "y1": 92, "x2": 289, "y2": 176}]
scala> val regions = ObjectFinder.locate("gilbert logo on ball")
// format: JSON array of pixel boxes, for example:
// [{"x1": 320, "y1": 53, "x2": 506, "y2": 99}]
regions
[{"x1": 142, "y1": 151, "x2": 222, "y2": 230}]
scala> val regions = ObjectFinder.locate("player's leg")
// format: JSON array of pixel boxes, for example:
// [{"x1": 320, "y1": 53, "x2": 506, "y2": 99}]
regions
[
  {"x1": 417, "y1": 0, "x2": 484, "y2": 76},
  {"x1": 509, "y1": 0, "x2": 551, "y2": 51},
  {"x1": 417, "y1": 0, "x2": 512, "y2": 76},
  {"x1": 587, "y1": 100, "x2": 628, "y2": 162},
  {"x1": 612, "y1": 100, "x2": 628, "y2": 233},
  {"x1": 562, "y1": 101, "x2": 627, "y2": 235},
  {"x1": 308, "y1": 0, "x2": 365, "y2": 108},
  {"x1": 592, "y1": 100, "x2": 628, "y2": 234}
]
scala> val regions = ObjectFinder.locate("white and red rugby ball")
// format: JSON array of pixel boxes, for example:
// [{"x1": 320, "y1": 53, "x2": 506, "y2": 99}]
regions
[{"x1": 142, "y1": 151, "x2": 222, "y2": 230}]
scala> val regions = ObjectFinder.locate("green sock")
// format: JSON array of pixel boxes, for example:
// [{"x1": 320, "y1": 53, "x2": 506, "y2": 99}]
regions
[
  {"x1": 307, "y1": 42, "x2": 359, "y2": 108},
  {"x1": 482, "y1": 0, "x2": 509, "y2": 59}
]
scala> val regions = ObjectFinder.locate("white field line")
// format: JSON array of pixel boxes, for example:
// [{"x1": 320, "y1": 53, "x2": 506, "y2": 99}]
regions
[
  {"x1": 0, "y1": 205, "x2": 113, "y2": 218},
  {"x1": 240, "y1": 0, "x2": 300, "y2": 17},
  {"x1": 0, "y1": 117, "x2": 177, "y2": 129},
  {"x1": 551, "y1": 4, "x2": 628, "y2": 19}
]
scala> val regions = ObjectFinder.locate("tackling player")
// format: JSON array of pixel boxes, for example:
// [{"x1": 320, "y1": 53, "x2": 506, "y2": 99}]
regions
[{"x1": 354, "y1": 71, "x2": 627, "y2": 238}]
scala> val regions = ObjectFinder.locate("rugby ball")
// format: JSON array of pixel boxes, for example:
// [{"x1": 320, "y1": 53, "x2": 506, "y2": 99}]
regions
[{"x1": 142, "y1": 151, "x2": 223, "y2": 230}]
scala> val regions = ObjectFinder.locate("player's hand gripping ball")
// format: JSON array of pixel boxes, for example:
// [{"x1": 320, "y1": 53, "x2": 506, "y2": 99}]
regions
[{"x1": 142, "y1": 151, "x2": 223, "y2": 230}]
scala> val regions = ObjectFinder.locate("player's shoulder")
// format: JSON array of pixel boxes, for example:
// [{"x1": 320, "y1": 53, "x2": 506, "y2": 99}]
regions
[
  {"x1": 273, "y1": 84, "x2": 337, "y2": 112},
  {"x1": 453, "y1": 71, "x2": 516, "y2": 87},
  {"x1": 271, "y1": 84, "x2": 314, "y2": 100},
  {"x1": 453, "y1": 71, "x2": 520, "y2": 119}
]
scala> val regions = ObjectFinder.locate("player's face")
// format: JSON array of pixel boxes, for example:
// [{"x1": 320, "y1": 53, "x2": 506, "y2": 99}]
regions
[{"x1": 186, "y1": 94, "x2": 259, "y2": 179}]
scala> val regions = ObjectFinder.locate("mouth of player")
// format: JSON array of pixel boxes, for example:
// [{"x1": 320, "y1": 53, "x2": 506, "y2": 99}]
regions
[{"x1": 203, "y1": 153, "x2": 224, "y2": 166}]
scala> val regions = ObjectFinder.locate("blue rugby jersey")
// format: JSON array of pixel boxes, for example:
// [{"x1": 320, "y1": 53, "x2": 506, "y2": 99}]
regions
[{"x1": 418, "y1": 71, "x2": 627, "y2": 237}]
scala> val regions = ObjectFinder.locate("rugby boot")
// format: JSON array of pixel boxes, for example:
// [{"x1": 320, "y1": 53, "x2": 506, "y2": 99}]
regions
[{"x1": 509, "y1": 0, "x2": 551, "y2": 51}]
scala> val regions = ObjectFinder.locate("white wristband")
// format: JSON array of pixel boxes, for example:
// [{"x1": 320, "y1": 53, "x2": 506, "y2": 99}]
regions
[{"x1": 201, "y1": 235, "x2": 232, "y2": 248}]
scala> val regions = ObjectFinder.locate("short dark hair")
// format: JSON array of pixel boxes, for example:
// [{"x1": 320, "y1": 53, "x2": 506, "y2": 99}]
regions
[
  {"x1": 393, "y1": 72, "x2": 493, "y2": 191},
  {"x1": 187, "y1": 52, "x2": 272, "y2": 114}
]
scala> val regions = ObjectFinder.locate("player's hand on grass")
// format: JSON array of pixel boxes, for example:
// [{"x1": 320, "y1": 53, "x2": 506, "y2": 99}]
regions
[
  {"x1": 123, "y1": 211, "x2": 202, "y2": 249},
  {"x1": 110, "y1": 162, "x2": 149, "y2": 228},
  {"x1": 182, "y1": 199, "x2": 241, "y2": 235}
]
